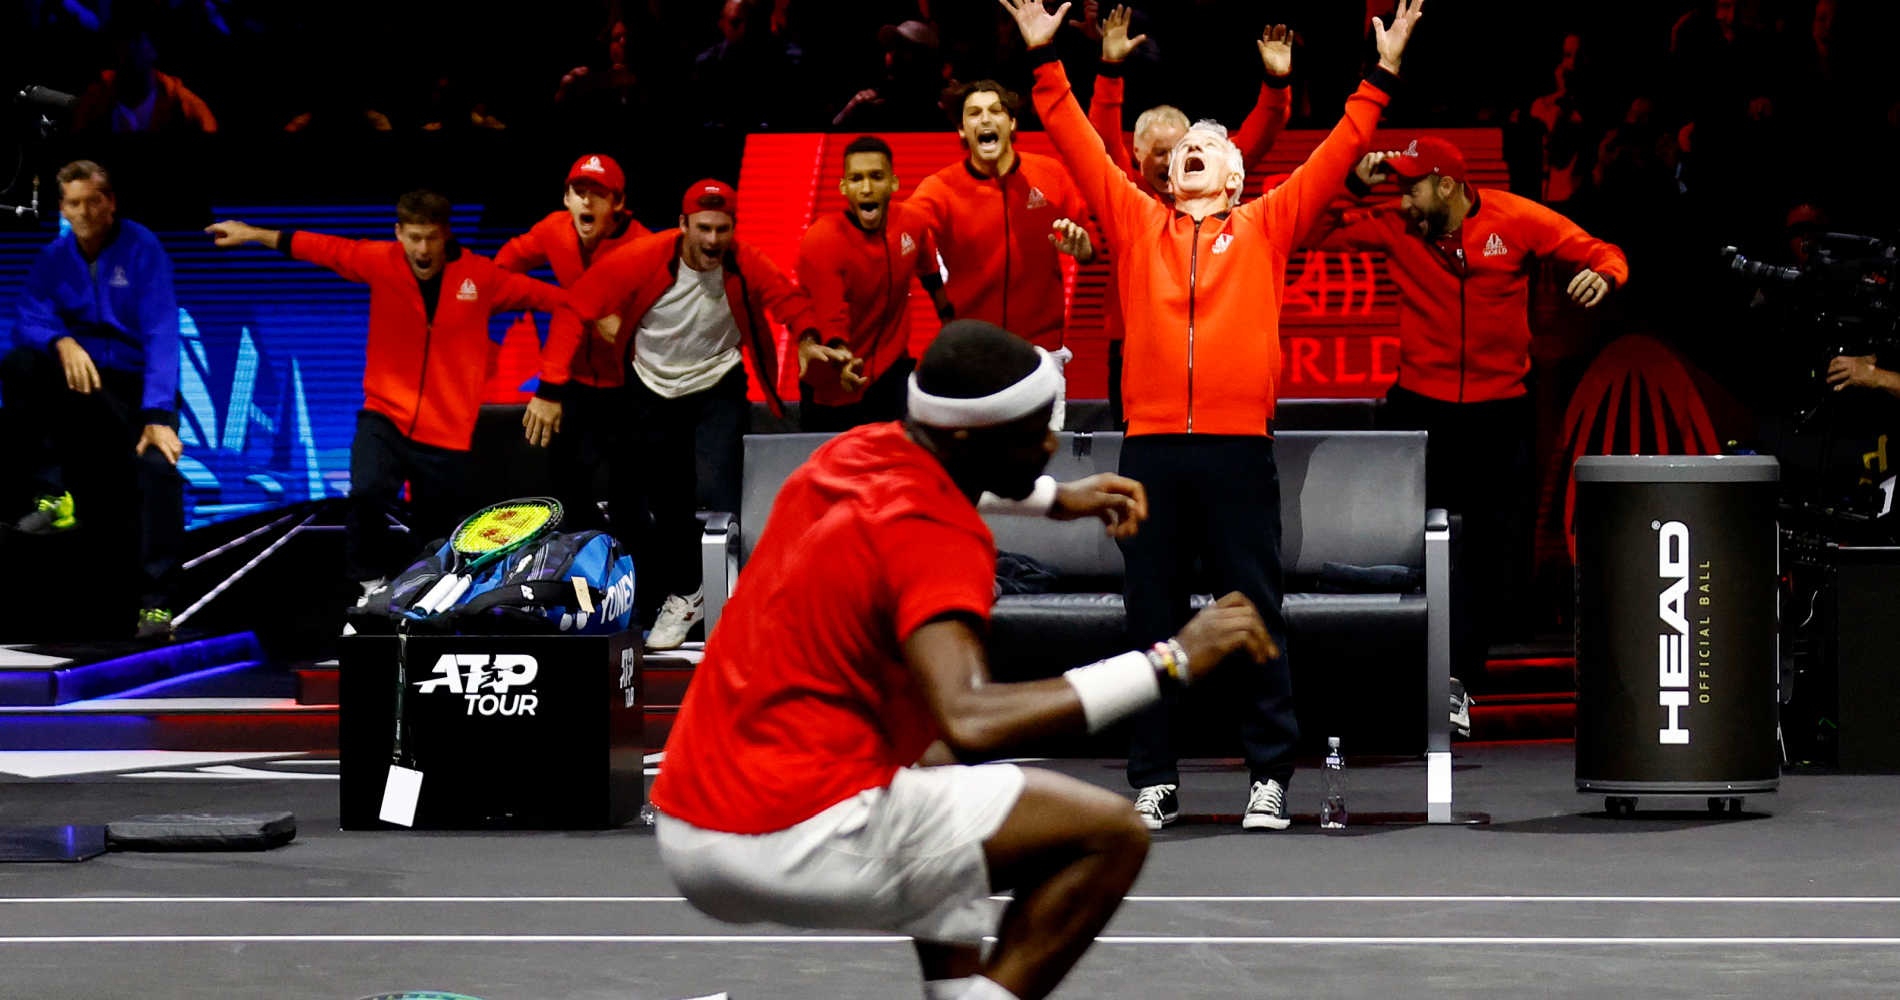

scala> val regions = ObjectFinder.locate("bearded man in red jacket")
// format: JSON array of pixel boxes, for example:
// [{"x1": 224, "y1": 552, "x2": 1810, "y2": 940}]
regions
[{"x1": 1311, "y1": 136, "x2": 1628, "y2": 708}]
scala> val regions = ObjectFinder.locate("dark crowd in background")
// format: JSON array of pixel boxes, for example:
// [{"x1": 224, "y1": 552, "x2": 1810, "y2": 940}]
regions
[{"x1": 1, "y1": 0, "x2": 1895, "y2": 438}]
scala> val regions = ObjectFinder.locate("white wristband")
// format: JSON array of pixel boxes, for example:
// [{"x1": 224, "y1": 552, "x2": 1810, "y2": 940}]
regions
[
  {"x1": 977, "y1": 475, "x2": 1058, "y2": 517},
  {"x1": 1064, "y1": 651, "x2": 1161, "y2": 733}
]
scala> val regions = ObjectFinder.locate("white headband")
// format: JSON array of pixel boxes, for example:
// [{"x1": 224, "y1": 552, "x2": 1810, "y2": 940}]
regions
[{"x1": 907, "y1": 347, "x2": 1061, "y2": 428}]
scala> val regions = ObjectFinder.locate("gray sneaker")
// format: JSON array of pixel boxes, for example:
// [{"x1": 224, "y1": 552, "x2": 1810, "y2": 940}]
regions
[{"x1": 1242, "y1": 778, "x2": 1291, "y2": 830}]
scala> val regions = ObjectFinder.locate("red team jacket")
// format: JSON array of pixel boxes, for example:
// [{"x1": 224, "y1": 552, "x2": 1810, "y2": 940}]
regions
[
  {"x1": 288, "y1": 231, "x2": 570, "y2": 450},
  {"x1": 1311, "y1": 189, "x2": 1629, "y2": 402},
  {"x1": 1088, "y1": 70, "x2": 1292, "y2": 349},
  {"x1": 494, "y1": 210, "x2": 651, "y2": 395},
  {"x1": 905, "y1": 151, "x2": 1093, "y2": 351},
  {"x1": 1031, "y1": 52, "x2": 1394, "y2": 436},
  {"x1": 567, "y1": 232, "x2": 822, "y2": 417},
  {"x1": 795, "y1": 203, "x2": 938, "y2": 407}
]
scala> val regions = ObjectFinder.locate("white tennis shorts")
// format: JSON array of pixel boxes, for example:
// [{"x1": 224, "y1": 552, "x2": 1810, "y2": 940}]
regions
[{"x1": 656, "y1": 762, "x2": 1026, "y2": 944}]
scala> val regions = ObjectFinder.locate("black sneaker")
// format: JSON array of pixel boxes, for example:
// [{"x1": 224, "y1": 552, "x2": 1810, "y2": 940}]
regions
[
  {"x1": 1242, "y1": 778, "x2": 1291, "y2": 830},
  {"x1": 1450, "y1": 677, "x2": 1473, "y2": 738},
  {"x1": 135, "y1": 607, "x2": 175, "y2": 642},
  {"x1": 1133, "y1": 784, "x2": 1179, "y2": 830}
]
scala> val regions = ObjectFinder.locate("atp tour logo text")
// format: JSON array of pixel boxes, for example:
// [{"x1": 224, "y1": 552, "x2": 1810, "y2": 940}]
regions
[{"x1": 415, "y1": 654, "x2": 540, "y2": 716}]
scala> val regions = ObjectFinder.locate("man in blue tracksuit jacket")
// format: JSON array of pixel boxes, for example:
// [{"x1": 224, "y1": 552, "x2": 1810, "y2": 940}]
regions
[{"x1": 3, "y1": 159, "x2": 184, "y2": 640}]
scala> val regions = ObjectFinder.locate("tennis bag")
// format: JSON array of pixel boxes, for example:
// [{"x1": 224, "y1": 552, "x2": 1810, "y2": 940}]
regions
[
  {"x1": 348, "y1": 530, "x2": 635, "y2": 635},
  {"x1": 445, "y1": 529, "x2": 637, "y2": 635}
]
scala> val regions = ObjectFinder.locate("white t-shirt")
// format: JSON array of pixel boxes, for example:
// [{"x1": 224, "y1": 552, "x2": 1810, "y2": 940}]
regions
[{"x1": 632, "y1": 262, "x2": 743, "y2": 398}]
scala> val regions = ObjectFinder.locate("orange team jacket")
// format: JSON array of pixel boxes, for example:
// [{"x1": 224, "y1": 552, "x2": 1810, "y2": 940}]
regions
[
  {"x1": 1090, "y1": 66, "x2": 1291, "y2": 346},
  {"x1": 1308, "y1": 191, "x2": 1629, "y2": 403},
  {"x1": 904, "y1": 150, "x2": 1094, "y2": 351},
  {"x1": 287, "y1": 231, "x2": 571, "y2": 451},
  {"x1": 494, "y1": 210, "x2": 652, "y2": 397},
  {"x1": 795, "y1": 203, "x2": 938, "y2": 407},
  {"x1": 1031, "y1": 50, "x2": 1395, "y2": 437},
  {"x1": 565, "y1": 231, "x2": 821, "y2": 418},
  {"x1": 72, "y1": 70, "x2": 218, "y2": 133}
]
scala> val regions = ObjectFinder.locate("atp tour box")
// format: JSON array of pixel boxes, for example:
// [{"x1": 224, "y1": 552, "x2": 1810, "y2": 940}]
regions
[{"x1": 338, "y1": 631, "x2": 644, "y2": 829}]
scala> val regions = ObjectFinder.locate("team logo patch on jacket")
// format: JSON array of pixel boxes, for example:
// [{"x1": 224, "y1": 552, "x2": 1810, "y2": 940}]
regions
[
  {"x1": 1025, "y1": 186, "x2": 1049, "y2": 210},
  {"x1": 900, "y1": 232, "x2": 916, "y2": 256},
  {"x1": 457, "y1": 277, "x2": 479, "y2": 301},
  {"x1": 1483, "y1": 233, "x2": 1509, "y2": 257},
  {"x1": 1212, "y1": 233, "x2": 1235, "y2": 255},
  {"x1": 109, "y1": 266, "x2": 131, "y2": 288}
]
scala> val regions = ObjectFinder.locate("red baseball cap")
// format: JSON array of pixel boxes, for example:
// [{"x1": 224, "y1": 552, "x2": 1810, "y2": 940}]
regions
[
  {"x1": 682, "y1": 179, "x2": 738, "y2": 220},
  {"x1": 1385, "y1": 136, "x2": 1467, "y2": 184},
  {"x1": 566, "y1": 154, "x2": 625, "y2": 195}
]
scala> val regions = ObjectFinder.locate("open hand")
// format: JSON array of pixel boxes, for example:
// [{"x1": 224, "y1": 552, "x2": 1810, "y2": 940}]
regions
[
  {"x1": 1051, "y1": 472, "x2": 1148, "y2": 538},
  {"x1": 1101, "y1": 5, "x2": 1147, "y2": 63},
  {"x1": 997, "y1": 0, "x2": 1070, "y2": 50},
  {"x1": 1373, "y1": 0, "x2": 1425, "y2": 75},
  {"x1": 1258, "y1": 23, "x2": 1293, "y2": 78}
]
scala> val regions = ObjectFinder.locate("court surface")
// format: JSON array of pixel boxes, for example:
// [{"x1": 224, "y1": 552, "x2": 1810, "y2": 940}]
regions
[{"x1": 3, "y1": 743, "x2": 1897, "y2": 999}]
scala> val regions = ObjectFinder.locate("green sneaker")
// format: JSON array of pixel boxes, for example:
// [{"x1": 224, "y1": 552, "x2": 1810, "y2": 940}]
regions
[
  {"x1": 135, "y1": 607, "x2": 175, "y2": 642},
  {"x1": 16, "y1": 491, "x2": 77, "y2": 535}
]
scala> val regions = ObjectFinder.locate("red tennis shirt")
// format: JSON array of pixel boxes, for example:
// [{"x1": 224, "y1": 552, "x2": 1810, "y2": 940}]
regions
[{"x1": 650, "y1": 423, "x2": 998, "y2": 834}]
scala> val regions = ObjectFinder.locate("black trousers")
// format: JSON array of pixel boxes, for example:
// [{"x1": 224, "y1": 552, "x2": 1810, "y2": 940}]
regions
[
  {"x1": 1120, "y1": 434, "x2": 1295, "y2": 789},
  {"x1": 546, "y1": 382, "x2": 618, "y2": 534},
  {"x1": 1380, "y1": 385, "x2": 1537, "y2": 691},
  {"x1": 798, "y1": 356, "x2": 914, "y2": 433},
  {"x1": 347, "y1": 409, "x2": 472, "y2": 583},
  {"x1": 1107, "y1": 339, "x2": 1125, "y2": 428},
  {"x1": 612, "y1": 364, "x2": 749, "y2": 614},
  {"x1": 1, "y1": 344, "x2": 183, "y2": 609}
]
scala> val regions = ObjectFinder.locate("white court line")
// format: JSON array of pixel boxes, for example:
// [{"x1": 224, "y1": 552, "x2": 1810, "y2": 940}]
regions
[
  {"x1": 10, "y1": 895, "x2": 1900, "y2": 905},
  {"x1": 6, "y1": 934, "x2": 1900, "y2": 946}
]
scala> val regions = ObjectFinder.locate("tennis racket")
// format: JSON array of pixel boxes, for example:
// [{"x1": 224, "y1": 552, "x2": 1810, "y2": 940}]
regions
[{"x1": 411, "y1": 497, "x2": 564, "y2": 616}]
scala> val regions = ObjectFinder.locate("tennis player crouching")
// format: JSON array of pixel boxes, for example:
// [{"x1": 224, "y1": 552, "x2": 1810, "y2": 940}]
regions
[{"x1": 649, "y1": 319, "x2": 1277, "y2": 1000}]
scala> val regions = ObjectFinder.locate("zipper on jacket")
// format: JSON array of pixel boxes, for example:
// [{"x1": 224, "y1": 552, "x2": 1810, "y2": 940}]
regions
[
  {"x1": 1187, "y1": 217, "x2": 1203, "y2": 433},
  {"x1": 998, "y1": 173, "x2": 1011, "y2": 331},
  {"x1": 1458, "y1": 254, "x2": 1468, "y2": 404},
  {"x1": 409, "y1": 320, "x2": 435, "y2": 439}
]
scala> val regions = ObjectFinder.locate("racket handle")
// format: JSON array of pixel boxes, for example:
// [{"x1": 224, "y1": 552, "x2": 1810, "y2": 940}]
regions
[
  {"x1": 415, "y1": 575, "x2": 456, "y2": 615},
  {"x1": 443, "y1": 574, "x2": 474, "y2": 612}
]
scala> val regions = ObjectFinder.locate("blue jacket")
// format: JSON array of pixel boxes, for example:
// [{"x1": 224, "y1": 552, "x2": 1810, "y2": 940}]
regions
[{"x1": 14, "y1": 220, "x2": 180, "y2": 426}]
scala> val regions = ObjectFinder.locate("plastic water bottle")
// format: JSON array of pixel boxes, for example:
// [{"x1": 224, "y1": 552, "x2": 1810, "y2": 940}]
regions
[{"x1": 1320, "y1": 737, "x2": 1348, "y2": 830}]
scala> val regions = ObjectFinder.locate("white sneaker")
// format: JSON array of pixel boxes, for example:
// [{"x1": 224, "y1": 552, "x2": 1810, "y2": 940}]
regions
[
  {"x1": 1449, "y1": 677, "x2": 1473, "y2": 738},
  {"x1": 1242, "y1": 778, "x2": 1291, "y2": 830},
  {"x1": 647, "y1": 589, "x2": 705, "y2": 650}
]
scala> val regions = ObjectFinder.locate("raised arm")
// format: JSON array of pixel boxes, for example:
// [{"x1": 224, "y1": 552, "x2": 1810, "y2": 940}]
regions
[
  {"x1": 493, "y1": 226, "x2": 549, "y2": 273},
  {"x1": 1005, "y1": 0, "x2": 1146, "y2": 243},
  {"x1": 1233, "y1": 25, "x2": 1294, "y2": 171},
  {"x1": 1086, "y1": 5, "x2": 1146, "y2": 183},
  {"x1": 206, "y1": 221, "x2": 378, "y2": 284},
  {"x1": 1261, "y1": 0, "x2": 1422, "y2": 251}
]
